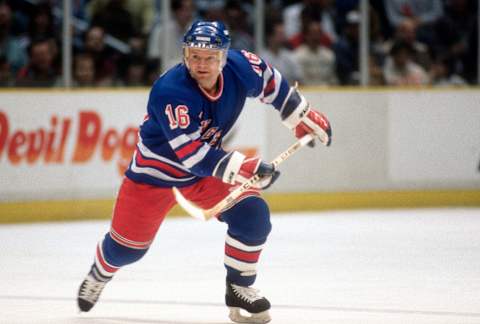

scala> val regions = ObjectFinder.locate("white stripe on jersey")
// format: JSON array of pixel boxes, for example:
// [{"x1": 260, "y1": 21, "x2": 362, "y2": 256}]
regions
[
  {"x1": 260, "y1": 66, "x2": 282, "y2": 104},
  {"x1": 261, "y1": 64, "x2": 273, "y2": 93},
  {"x1": 137, "y1": 139, "x2": 191, "y2": 172},
  {"x1": 169, "y1": 130, "x2": 201, "y2": 149},
  {"x1": 182, "y1": 144, "x2": 210, "y2": 168},
  {"x1": 131, "y1": 151, "x2": 196, "y2": 182}
]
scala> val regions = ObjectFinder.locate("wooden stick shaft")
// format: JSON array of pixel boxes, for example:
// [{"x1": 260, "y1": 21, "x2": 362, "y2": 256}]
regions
[{"x1": 203, "y1": 134, "x2": 315, "y2": 219}]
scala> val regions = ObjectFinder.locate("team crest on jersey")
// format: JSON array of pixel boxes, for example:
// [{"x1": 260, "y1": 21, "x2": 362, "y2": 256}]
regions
[{"x1": 200, "y1": 119, "x2": 222, "y2": 147}]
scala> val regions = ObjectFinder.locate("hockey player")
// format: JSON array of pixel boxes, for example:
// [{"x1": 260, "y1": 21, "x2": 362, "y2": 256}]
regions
[{"x1": 77, "y1": 21, "x2": 332, "y2": 324}]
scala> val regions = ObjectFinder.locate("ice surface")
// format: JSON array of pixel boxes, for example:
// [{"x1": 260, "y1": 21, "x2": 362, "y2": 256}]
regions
[{"x1": 1, "y1": 208, "x2": 479, "y2": 324}]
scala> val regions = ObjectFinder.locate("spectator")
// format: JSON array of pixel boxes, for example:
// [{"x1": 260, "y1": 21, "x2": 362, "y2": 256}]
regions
[
  {"x1": 26, "y1": 3, "x2": 58, "y2": 41},
  {"x1": 384, "y1": 0, "x2": 443, "y2": 45},
  {"x1": 0, "y1": 55, "x2": 12, "y2": 86},
  {"x1": 369, "y1": 54, "x2": 386, "y2": 85},
  {"x1": 16, "y1": 37, "x2": 60, "y2": 87},
  {"x1": 89, "y1": 0, "x2": 137, "y2": 42},
  {"x1": 370, "y1": 0, "x2": 394, "y2": 39},
  {"x1": 287, "y1": 4, "x2": 335, "y2": 50},
  {"x1": 225, "y1": 0, "x2": 254, "y2": 51},
  {"x1": 463, "y1": 14, "x2": 478, "y2": 83},
  {"x1": 121, "y1": 57, "x2": 147, "y2": 86},
  {"x1": 128, "y1": 33, "x2": 147, "y2": 59},
  {"x1": 429, "y1": 57, "x2": 467, "y2": 86},
  {"x1": 125, "y1": 0, "x2": 156, "y2": 36},
  {"x1": 145, "y1": 58, "x2": 160, "y2": 85},
  {"x1": 432, "y1": 0, "x2": 477, "y2": 83},
  {"x1": 147, "y1": 0, "x2": 195, "y2": 70},
  {"x1": 0, "y1": 1, "x2": 27, "y2": 74},
  {"x1": 334, "y1": 10, "x2": 360, "y2": 85},
  {"x1": 196, "y1": 0, "x2": 225, "y2": 21},
  {"x1": 260, "y1": 20, "x2": 303, "y2": 84},
  {"x1": 383, "y1": 18, "x2": 432, "y2": 70},
  {"x1": 283, "y1": 0, "x2": 338, "y2": 43},
  {"x1": 82, "y1": 25, "x2": 117, "y2": 86},
  {"x1": 88, "y1": 0, "x2": 156, "y2": 36},
  {"x1": 383, "y1": 40, "x2": 429, "y2": 86},
  {"x1": 73, "y1": 53, "x2": 96, "y2": 87},
  {"x1": 293, "y1": 20, "x2": 337, "y2": 85}
]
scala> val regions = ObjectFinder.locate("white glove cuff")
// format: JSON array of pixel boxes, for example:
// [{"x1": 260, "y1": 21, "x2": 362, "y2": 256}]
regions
[
  {"x1": 280, "y1": 90, "x2": 310, "y2": 130},
  {"x1": 220, "y1": 151, "x2": 246, "y2": 184}
]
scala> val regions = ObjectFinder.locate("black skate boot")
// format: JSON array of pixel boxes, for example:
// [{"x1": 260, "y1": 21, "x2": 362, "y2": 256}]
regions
[
  {"x1": 225, "y1": 279, "x2": 271, "y2": 323},
  {"x1": 77, "y1": 266, "x2": 111, "y2": 312}
]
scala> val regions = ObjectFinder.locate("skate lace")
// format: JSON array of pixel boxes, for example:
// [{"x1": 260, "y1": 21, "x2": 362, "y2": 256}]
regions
[
  {"x1": 231, "y1": 284, "x2": 263, "y2": 304},
  {"x1": 79, "y1": 276, "x2": 106, "y2": 303}
]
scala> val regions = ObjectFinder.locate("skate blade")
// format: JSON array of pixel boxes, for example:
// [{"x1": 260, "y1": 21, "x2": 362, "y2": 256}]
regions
[{"x1": 228, "y1": 307, "x2": 271, "y2": 324}]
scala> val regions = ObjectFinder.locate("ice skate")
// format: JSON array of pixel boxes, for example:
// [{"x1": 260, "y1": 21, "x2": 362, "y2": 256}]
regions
[
  {"x1": 77, "y1": 268, "x2": 110, "y2": 312},
  {"x1": 225, "y1": 280, "x2": 271, "y2": 324}
]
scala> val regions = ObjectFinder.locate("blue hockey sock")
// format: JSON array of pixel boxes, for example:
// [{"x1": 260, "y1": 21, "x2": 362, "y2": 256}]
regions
[{"x1": 220, "y1": 196, "x2": 272, "y2": 286}]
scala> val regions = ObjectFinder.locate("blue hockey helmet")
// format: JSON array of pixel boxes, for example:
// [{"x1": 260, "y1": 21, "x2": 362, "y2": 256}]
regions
[
  {"x1": 183, "y1": 21, "x2": 231, "y2": 70},
  {"x1": 183, "y1": 21, "x2": 231, "y2": 50}
]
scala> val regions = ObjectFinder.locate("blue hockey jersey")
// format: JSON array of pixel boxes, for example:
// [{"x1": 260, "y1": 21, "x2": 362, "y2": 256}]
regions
[{"x1": 125, "y1": 49, "x2": 291, "y2": 188}]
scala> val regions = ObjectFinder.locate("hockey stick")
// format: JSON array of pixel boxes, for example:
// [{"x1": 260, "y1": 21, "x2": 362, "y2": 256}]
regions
[{"x1": 172, "y1": 133, "x2": 315, "y2": 221}]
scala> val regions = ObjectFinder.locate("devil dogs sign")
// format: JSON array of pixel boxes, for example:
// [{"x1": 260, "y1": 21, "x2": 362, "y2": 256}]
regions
[{"x1": 0, "y1": 91, "x2": 146, "y2": 201}]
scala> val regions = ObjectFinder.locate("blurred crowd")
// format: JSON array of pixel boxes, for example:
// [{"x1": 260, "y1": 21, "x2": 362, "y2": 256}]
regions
[{"x1": 0, "y1": 0, "x2": 478, "y2": 88}]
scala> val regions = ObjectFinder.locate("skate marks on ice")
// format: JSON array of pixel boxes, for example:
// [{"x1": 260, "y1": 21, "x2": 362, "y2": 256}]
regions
[{"x1": 2, "y1": 294, "x2": 480, "y2": 323}]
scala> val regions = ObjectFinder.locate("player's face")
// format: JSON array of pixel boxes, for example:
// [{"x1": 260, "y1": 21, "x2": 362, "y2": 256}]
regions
[{"x1": 185, "y1": 48, "x2": 223, "y2": 91}]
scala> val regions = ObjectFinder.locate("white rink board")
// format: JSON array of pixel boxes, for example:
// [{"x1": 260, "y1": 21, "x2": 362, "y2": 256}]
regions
[
  {"x1": 266, "y1": 89, "x2": 480, "y2": 192},
  {"x1": 0, "y1": 89, "x2": 479, "y2": 202},
  {"x1": 0, "y1": 92, "x2": 145, "y2": 200},
  {"x1": 388, "y1": 92, "x2": 480, "y2": 182},
  {"x1": 1, "y1": 208, "x2": 480, "y2": 323},
  {"x1": 0, "y1": 91, "x2": 266, "y2": 201}
]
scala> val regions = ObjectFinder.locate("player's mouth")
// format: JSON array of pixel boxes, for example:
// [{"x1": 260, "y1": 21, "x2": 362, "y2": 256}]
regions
[{"x1": 195, "y1": 71, "x2": 210, "y2": 78}]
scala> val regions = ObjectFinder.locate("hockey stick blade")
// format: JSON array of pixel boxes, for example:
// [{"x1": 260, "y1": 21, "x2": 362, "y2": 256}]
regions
[
  {"x1": 173, "y1": 134, "x2": 315, "y2": 220},
  {"x1": 172, "y1": 187, "x2": 208, "y2": 220}
]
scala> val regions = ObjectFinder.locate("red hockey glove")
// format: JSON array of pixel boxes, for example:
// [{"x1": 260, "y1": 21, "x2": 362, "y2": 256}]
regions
[
  {"x1": 236, "y1": 157, "x2": 280, "y2": 190},
  {"x1": 294, "y1": 109, "x2": 332, "y2": 147},
  {"x1": 280, "y1": 87, "x2": 332, "y2": 147},
  {"x1": 214, "y1": 153, "x2": 280, "y2": 190}
]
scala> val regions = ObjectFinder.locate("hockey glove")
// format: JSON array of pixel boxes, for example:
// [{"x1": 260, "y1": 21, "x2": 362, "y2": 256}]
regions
[
  {"x1": 237, "y1": 157, "x2": 280, "y2": 190},
  {"x1": 280, "y1": 87, "x2": 332, "y2": 147},
  {"x1": 214, "y1": 153, "x2": 280, "y2": 190}
]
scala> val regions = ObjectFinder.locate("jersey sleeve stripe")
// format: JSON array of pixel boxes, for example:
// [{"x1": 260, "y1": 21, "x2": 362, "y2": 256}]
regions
[
  {"x1": 131, "y1": 151, "x2": 196, "y2": 182},
  {"x1": 135, "y1": 149, "x2": 189, "y2": 177},
  {"x1": 175, "y1": 140, "x2": 204, "y2": 159},
  {"x1": 182, "y1": 144, "x2": 210, "y2": 168},
  {"x1": 169, "y1": 130, "x2": 201, "y2": 150},
  {"x1": 138, "y1": 137, "x2": 191, "y2": 171},
  {"x1": 263, "y1": 74, "x2": 276, "y2": 98},
  {"x1": 260, "y1": 67, "x2": 282, "y2": 104}
]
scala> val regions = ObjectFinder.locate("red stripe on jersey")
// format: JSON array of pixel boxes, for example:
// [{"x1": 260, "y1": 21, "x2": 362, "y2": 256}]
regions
[
  {"x1": 264, "y1": 74, "x2": 276, "y2": 97},
  {"x1": 225, "y1": 244, "x2": 261, "y2": 262},
  {"x1": 96, "y1": 245, "x2": 119, "y2": 273},
  {"x1": 175, "y1": 140, "x2": 204, "y2": 159},
  {"x1": 135, "y1": 150, "x2": 188, "y2": 177}
]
